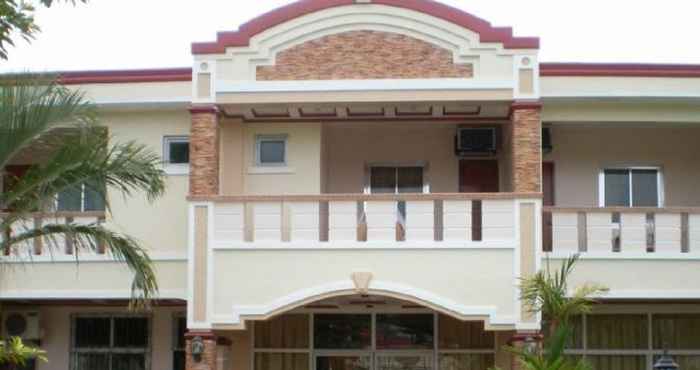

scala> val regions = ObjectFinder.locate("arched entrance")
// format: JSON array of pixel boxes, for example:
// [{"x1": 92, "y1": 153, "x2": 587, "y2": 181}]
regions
[{"x1": 250, "y1": 294, "x2": 501, "y2": 370}]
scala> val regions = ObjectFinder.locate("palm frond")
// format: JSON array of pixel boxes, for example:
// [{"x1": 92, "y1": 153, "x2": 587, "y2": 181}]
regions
[
  {"x1": 4, "y1": 222, "x2": 158, "y2": 307},
  {"x1": 1, "y1": 131, "x2": 166, "y2": 227},
  {"x1": 0, "y1": 74, "x2": 97, "y2": 167}
]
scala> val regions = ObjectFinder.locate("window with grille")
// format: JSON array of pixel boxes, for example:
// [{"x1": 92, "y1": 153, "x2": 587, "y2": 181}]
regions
[{"x1": 71, "y1": 315, "x2": 150, "y2": 370}]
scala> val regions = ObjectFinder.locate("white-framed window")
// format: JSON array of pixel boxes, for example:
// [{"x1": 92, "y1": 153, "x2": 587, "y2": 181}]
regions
[
  {"x1": 172, "y1": 315, "x2": 186, "y2": 370},
  {"x1": 163, "y1": 136, "x2": 190, "y2": 175},
  {"x1": 255, "y1": 135, "x2": 288, "y2": 167},
  {"x1": 365, "y1": 163, "x2": 429, "y2": 194},
  {"x1": 599, "y1": 167, "x2": 664, "y2": 207},
  {"x1": 70, "y1": 314, "x2": 151, "y2": 370},
  {"x1": 57, "y1": 182, "x2": 105, "y2": 212}
]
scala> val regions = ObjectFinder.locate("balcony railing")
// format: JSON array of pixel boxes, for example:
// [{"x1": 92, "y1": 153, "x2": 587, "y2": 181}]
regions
[
  {"x1": 544, "y1": 207, "x2": 700, "y2": 254},
  {"x1": 0, "y1": 211, "x2": 106, "y2": 257},
  {"x1": 191, "y1": 193, "x2": 540, "y2": 248}
]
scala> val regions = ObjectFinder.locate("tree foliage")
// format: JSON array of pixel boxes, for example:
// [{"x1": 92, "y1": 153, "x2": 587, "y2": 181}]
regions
[
  {"x1": 501, "y1": 255, "x2": 609, "y2": 370},
  {"x1": 0, "y1": 0, "x2": 88, "y2": 59},
  {"x1": 0, "y1": 337, "x2": 47, "y2": 369},
  {"x1": 0, "y1": 74, "x2": 165, "y2": 306}
]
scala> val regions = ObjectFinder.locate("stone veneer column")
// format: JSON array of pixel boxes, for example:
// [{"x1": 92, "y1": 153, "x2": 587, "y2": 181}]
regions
[
  {"x1": 510, "y1": 102, "x2": 542, "y2": 193},
  {"x1": 185, "y1": 331, "x2": 218, "y2": 370},
  {"x1": 190, "y1": 105, "x2": 220, "y2": 196}
]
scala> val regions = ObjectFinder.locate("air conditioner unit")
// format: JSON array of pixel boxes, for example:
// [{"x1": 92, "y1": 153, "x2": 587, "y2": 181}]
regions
[
  {"x1": 456, "y1": 127, "x2": 497, "y2": 156},
  {"x1": 2, "y1": 311, "x2": 41, "y2": 340}
]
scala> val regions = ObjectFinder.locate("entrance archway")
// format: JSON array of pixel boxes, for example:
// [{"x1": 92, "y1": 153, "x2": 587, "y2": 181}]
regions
[{"x1": 251, "y1": 294, "x2": 501, "y2": 370}]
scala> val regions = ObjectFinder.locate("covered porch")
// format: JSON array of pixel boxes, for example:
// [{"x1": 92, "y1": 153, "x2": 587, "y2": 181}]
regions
[{"x1": 216, "y1": 294, "x2": 516, "y2": 370}]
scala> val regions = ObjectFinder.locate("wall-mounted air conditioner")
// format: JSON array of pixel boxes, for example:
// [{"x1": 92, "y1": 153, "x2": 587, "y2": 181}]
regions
[
  {"x1": 455, "y1": 127, "x2": 497, "y2": 156},
  {"x1": 2, "y1": 311, "x2": 41, "y2": 340}
]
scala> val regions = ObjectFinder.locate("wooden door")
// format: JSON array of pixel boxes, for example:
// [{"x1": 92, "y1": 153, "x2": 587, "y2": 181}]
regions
[
  {"x1": 459, "y1": 160, "x2": 499, "y2": 193},
  {"x1": 542, "y1": 162, "x2": 555, "y2": 251}
]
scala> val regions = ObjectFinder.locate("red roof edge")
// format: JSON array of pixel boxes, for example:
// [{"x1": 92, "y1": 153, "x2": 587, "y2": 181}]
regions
[
  {"x1": 58, "y1": 67, "x2": 192, "y2": 85},
  {"x1": 540, "y1": 63, "x2": 700, "y2": 78},
  {"x1": 191, "y1": 0, "x2": 539, "y2": 54},
  {"x1": 47, "y1": 63, "x2": 700, "y2": 86}
]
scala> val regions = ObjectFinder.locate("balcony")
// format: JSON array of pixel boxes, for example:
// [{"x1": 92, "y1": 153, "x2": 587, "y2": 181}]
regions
[
  {"x1": 188, "y1": 192, "x2": 542, "y2": 331},
  {"x1": 0, "y1": 210, "x2": 187, "y2": 300},
  {"x1": 545, "y1": 207, "x2": 700, "y2": 300},
  {"x1": 200, "y1": 193, "x2": 540, "y2": 247}
]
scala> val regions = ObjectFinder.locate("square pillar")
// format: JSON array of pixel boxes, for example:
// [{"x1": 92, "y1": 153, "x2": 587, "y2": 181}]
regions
[
  {"x1": 510, "y1": 102, "x2": 542, "y2": 193},
  {"x1": 190, "y1": 105, "x2": 220, "y2": 196},
  {"x1": 185, "y1": 331, "x2": 218, "y2": 370}
]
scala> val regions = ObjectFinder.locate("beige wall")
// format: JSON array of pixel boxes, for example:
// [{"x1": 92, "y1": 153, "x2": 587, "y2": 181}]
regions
[
  {"x1": 323, "y1": 123, "x2": 510, "y2": 194},
  {"x1": 105, "y1": 109, "x2": 191, "y2": 254},
  {"x1": 550, "y1": 257, "x2": 700, "y2": 299},
  {"x1": 544, "y1": 126, "x2": 700, "y2": 207},
  {"x1": 220, "y1": 122, "x2": 322, "y2": 195},
  {"x1": 4, "y1": 305, "x2": 185, "y2": 370},
  {"x1": 0, "y1": 261, "x2": 187, "y2": 298},
  {"x1": 324, "y1": 123, "x2": 459, "y2": 193},
  {"x1": 211, "y1": 248, "x2": 517, "y2": 328}
]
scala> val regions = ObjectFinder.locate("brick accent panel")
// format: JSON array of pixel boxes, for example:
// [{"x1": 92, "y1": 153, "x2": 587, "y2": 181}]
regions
[
  {"x1": 190, "y1": 108, "x2": 220, "y2": 196},
  {"x1": 256, "y1": 31, "x2": 473, "y2": 80},
  {"x1": 185, "y1": 332, "x2": 217, "y2": 370},
  {"x1": 510, "y1": 105, "x2": 542, "y2": 193}
]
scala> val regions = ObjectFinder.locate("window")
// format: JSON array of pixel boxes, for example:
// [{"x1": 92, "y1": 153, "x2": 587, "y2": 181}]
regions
[
  {"x1": 253, "y1": 313, "x2": 495, "y2": 370},
  {"x1": 438, "y1": 315, "x2": 495, "y2": 370},
  {"x1": 57, "y1": 182, "x2": 105, "y2": 212},
  {"x1": 369, "y1": 166, "x2": 425, "y2": 194},
  {"x1": 172, "y1": 316, "x2": 186, "y2": 370},
  {"x1": 256, "y1": 135, "x2": 287, "y2": 166},
  {"x1": 564, "y1": 313, "x2": 700, "y2": 370},
  {"x1": 600, "y1": 168, "x2": 662, "y2": 207},
  {"x1": 314, "y1": 314, "x2": 370, "y2": 350},
  {"x1": 71, "y1": 315, "x2": 150, "y2": 370},
  {"x1": 376, "y1": 314, "x2": 433, "y2": 350},
  {"x1": 254, "y1": 315, "x2": 310, "y2": 370},
  {"x1": 164, "y1": 137, "x2": 190, "y2": 165}
]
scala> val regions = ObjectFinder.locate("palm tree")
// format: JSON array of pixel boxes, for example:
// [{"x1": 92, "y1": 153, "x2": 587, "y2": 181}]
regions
[
  {"x1": 507, "y1": 254, "x2": 608, "y2": 370},
  {"x1": 521, "y1": 254, "x2": 608, "y2": 337},
  {"x1": 0, "y1": 74, "x2": 166, "y2": 303}
]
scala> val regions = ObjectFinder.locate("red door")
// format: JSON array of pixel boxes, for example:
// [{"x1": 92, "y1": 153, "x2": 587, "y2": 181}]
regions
[{"x1": 459, "y1": 160, "x2": 499, "y2": 193}]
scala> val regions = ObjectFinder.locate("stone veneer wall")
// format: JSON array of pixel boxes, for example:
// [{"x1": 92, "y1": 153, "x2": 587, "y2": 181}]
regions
[
  {"x1": 256, "y1": 30, "x2": 473, "y2": 80},
  {"x1": 190, "y1": 109, "x2": 220, "y2": 196},
  {"x1": 510, "y1": 106, "x2": 542, "y2": 193}
]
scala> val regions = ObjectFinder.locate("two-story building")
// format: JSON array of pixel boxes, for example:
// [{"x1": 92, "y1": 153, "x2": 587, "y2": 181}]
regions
[{"x1": 2, "y1": 1, "x2": 700, "y2": 370}]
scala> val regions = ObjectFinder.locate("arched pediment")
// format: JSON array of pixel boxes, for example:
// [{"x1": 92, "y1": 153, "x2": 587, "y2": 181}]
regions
[
  {"x1": 219, "y1": 280, "x2": 521, "y2": 331},
  {"x1": 192, "y1": 0, "x2": 538, "y2": 54},
  {"x1": 191, "y1": 0, "x2": 540, "y2": 102}
]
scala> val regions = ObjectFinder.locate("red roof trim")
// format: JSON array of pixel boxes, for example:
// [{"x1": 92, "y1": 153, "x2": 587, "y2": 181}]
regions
[
  {"x1": 58, "y1": 68, "x2": 192, "y2": 85},
  {"x1": 191, "y1": 0, "x2": 539, "y2": 54},
  {"x1": 47, "y1": 63, "x2": 700, "y2": 86},
  {"x1": 540, "y1": 63, "x2": 700, "y2": 78}
]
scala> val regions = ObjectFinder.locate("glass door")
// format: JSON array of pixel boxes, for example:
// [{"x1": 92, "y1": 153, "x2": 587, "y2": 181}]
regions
[
  {"x1": 375, "y1": 353, "x2": 434, "y2": 370},
  {"x1": 315, "y1": 354, "x2": 372, "y2": 370}
]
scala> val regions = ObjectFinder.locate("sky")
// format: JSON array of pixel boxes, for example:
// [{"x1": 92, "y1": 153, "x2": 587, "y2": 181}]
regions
[{"x1": 2, "y1": 0, "x2": 700, "y2": 72}]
